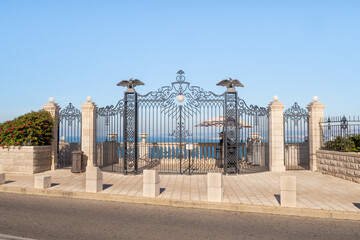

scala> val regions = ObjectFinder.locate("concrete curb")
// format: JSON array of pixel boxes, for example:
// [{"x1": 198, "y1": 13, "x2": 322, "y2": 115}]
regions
[{"x1": 0, "y1": 185, "x2": 359, "y2": 221}]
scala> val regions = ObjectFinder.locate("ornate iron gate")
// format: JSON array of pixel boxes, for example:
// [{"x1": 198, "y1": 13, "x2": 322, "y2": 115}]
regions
[
  {"x1": 97, "y1": 71, "x2": 269, "y2": 174},
  {"x1": 136, "y1": 71, "x2": 225, "y2": 174},
  {"x1": 284, "y1": 102, "x2": 309, "y2": 170},
  {"x1": 58, "y1": 103, "x2": 82, "y2": 168},
  {"x1": 237, "y1": 99, "x2": 269, "y2": 173},
  {"x1": 96, "y1": 100, "x2": 124, "y2": 172}
]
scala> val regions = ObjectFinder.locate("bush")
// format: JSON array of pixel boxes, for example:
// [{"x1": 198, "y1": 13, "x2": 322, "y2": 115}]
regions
[
  {"x1": 0, "y1": 110, "x2": 54, "y2": 147},
  {"x1": 324, "y1": 134, "x2": 360, "y2": 152}
]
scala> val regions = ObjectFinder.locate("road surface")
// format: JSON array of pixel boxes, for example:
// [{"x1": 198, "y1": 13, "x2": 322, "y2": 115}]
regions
[{"x1": 0, "y1": 192, "x2": 359, "y2": 240}]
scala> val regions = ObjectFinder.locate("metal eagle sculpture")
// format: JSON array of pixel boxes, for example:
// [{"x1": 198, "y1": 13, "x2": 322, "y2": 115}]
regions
[
  {"x1": 117, "y1": 78, "x2": 144, "y2": 92},
  {"x1": 216, "y1": 77, "x2": 244, "y2": 91}
]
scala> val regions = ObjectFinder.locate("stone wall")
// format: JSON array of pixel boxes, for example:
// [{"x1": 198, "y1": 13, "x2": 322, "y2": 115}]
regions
[
  {"x1": 317, "y1": 150, "x2": 360, "y2": 183},
  {"x1": 0, "y1": 146, "x2": 52, "y2": 174}
]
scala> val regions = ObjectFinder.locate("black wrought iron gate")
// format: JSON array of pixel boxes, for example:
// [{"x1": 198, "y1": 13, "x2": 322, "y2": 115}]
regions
[
  {"x1": 58, "y1": 103, "x2": 82, "y2": 168},
  {"x1": 97, "y1": 71, "x2": 269, "y2": 174},
  {"x1": 284, "y1": 103, "x2": 309, "y2": 170},
  {"x1": 136, "y1": 71, "x2": 226, "y2": 174}
]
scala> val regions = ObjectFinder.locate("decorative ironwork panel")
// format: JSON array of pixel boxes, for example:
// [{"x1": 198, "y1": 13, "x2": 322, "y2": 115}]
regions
[
  {"x1": 340, "y1": 116, "x2": 348, "y2": 130},
  {"x1": 123, "y1": 92, "x2": 138, "y2": 174},
  {"x1": 284, "y1": 102, "x2": 309, "y2": 170},
  {"x1": 97, "y1": 100, "x2": 124, "y2": 129},
  {"x1": 224, "y1": 92, "x2": 238, "y2": 173},
  {"x1": 58, "y1": 103, "x2": 82, "y2": 168},
  {"x1": 284, "y1": 102, "x2": 308, "y2": 124}
]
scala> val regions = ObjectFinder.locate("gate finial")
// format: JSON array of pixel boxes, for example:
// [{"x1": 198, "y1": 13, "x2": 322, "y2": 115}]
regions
[
  {"x1": 176, "y1": 70, "x2": 186, "y2": 82},
  {"x1": 216, "y1": 77, "x2": 244, "y2": 92},
  {"x1": 117, "y1": 78, "x2": 144, "y2": 92}
]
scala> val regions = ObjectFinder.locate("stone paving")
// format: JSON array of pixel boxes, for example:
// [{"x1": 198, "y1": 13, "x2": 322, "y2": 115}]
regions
[{"x1": 2, "y1": 169, "x2": 360, "y2": 213}]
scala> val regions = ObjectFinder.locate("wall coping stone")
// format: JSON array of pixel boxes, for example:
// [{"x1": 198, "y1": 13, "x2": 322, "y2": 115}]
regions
[{"x1": 317, "y1": 150, "x2": 360, "y2": 157}]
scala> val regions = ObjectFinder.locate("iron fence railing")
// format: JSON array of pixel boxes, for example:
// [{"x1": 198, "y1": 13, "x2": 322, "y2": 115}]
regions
[{"x1": 320, "y1": 116, "x2": 360, "y2": 152}]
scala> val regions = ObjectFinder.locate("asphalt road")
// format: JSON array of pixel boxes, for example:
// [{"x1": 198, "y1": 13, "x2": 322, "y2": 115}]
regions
[{"x1": 0, "y1": 192, "x2": 359, "y2": 240}]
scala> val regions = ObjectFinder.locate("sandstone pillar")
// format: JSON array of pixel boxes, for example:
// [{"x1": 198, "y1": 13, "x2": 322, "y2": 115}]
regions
[
  {"x1": 307, "y1": 96, "x2": 325, "y2": 171},
  {"x1": 268, "y1": 96, "x2": 286, "y2": 172},
  {"x1": 43, "y1": 97, "x2": 60, "y2": 170},
  {"x1": 81, "y1": 97, "x2": 97, "y2": 167}
]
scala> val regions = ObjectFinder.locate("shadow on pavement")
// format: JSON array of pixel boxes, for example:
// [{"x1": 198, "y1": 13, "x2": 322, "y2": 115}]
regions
[
  {"x1": 103, "y1": 184, "x2": 113, "y2": 190},
  {"x1": 274, "y1": 194, "x2": 281, "y2": 204}
]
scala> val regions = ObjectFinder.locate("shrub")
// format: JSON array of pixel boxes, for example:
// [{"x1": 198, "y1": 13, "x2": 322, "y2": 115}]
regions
[
  {"x1": 0, "y1": 110, "x2": 54, "y2": 147},
  {"x1": 324, "y1": 134, "x2": 360, "y2": 152}
]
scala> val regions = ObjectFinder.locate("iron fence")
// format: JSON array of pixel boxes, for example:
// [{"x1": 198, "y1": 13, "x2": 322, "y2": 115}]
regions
[
  {"x1": 58, "y1": 103, "x2": 82, "y2": 168},
  {"x1": 320, "y1": 116, "x2": 360, "y2": 152}
]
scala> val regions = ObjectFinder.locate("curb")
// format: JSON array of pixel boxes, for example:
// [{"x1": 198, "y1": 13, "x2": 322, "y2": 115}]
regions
[{"x1": 0, "y1": 185, "x2": 359, "y2": 221}]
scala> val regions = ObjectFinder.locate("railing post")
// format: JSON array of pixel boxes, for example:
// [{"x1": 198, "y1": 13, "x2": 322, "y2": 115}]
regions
[
  {"x1": 224, "y1": 90, "x2": 238, "y2": 174},
  {"x1": 123, "y1": 90, "x2": 138, "y2": 174},
  {"x1": 307, "y1": 96, "x2": 325, "y2": 171},
  {"x1": 268, "y1": 96, "x2": 286, "y2": 172},
  {"x1": 43, "y1": 97, "x2": 60, "y2": 170}
]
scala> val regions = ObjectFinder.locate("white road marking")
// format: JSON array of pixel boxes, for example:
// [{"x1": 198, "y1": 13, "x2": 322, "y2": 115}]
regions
[{"x1": 0, "y1": 233, "x2": 36, "y2": 240}]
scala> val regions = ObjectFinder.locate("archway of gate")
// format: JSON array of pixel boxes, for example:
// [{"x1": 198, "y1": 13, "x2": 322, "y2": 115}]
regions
[{"x1": 96, "y1": 71, "x2": 269, "y2": 174}]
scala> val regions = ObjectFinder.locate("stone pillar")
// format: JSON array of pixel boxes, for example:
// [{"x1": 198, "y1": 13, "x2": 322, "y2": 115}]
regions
[
  {"x1": 81, "y1": 97, "x2": 97, "y2": 167},
  {"x1": 280, "y1": 176, "x2": 296, "y2": 207},
  {"x1": 307, "y1": 96, "x2": 325, "y2": 171},
  {"x1": 43, "y1": 97, "x2": 60, "y2": 170},
  {"x1": 268, "y1": 96, "x2": 286, "y2": 172},
  {"x1": 143, "y1": 169, "x2": 160, "y2": 197},
  {"x1": 207, "y1": 172, "x2": 223, "y2": 202},
  {"x1": 81, "y1": 97, "x2": 103, "y2": 192}
]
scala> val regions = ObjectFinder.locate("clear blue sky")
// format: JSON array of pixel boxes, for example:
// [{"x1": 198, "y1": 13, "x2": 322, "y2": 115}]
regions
[{"x1": 0, "y1": 0, "x2": 359, "y2": 122}]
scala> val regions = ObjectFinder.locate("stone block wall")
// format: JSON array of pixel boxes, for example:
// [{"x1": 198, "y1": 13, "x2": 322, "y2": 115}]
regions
[
  {"x1": 0, "y1": 146, "x2": 52, "y2": 174},
  {"x1": 317, "y1": 150, "x2": 360, "y2": 183}
]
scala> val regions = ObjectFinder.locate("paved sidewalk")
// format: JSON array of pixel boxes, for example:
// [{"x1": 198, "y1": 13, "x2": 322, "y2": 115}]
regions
[{"x1": 2, "y1": 169, "x2": 360, "y2": 214}]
